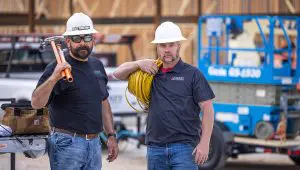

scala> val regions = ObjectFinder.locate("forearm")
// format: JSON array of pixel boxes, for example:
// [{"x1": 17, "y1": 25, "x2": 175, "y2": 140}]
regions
[
  {"x1": 200, "y1": 101, "x2": 214, "y2": 144},
  {"x1": 113, "y1": 61, "x2": 139, "y2": 80},
  {"x1": 102, "y1": 99, "x2": 115, "y2": 134},
  {"x1": 31, "y1": 76, "x2": 56, "y2": 109}
]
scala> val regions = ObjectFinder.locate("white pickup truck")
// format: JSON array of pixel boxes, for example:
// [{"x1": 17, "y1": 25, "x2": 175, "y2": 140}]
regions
[
  {"x1": 0, "y1": 34, "x2": 142, "y2": 165},
  {"x1": 0, "y1": 34, "x2": 139, "y2": 116},
  {"x1": 0, "y1": 70, "x2": 138, "y2": 115}
]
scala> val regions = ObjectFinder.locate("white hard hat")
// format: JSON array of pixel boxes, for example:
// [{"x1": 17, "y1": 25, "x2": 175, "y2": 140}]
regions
[
  {"x1": 151, "y1": 21, "x2": 186, "y2": 44},
  {"x1": 63, "y1": 12, "x2": 98, "y2": 36}
]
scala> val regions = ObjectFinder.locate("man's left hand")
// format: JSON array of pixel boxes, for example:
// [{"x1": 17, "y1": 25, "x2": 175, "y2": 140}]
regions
[
  {"x1": 106, "y1": 136, "x2": 119, "y2": 162},
  {"x1": 192, "y1": 142, "x2": 210, "y2": 165}
]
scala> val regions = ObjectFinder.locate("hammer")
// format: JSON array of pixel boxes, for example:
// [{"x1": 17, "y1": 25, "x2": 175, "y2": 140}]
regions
[{"x1": 41, "y1": 36, "x2": 73, "y2": 82}]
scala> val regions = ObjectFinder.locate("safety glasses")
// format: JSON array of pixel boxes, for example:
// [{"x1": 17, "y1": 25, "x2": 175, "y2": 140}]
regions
[{"x1": 69, "y1": 34, "x2": 93, "y2": 43}]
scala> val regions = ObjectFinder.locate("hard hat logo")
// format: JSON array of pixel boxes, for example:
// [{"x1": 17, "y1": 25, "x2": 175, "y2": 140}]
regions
[
  {"x1": 72, "y1": 26, "x2": 90, "y2": 31},
  {"x1": 63, "y1": 12, "x2": 98, "y2": 36},
  {"x1": 151, "y1": 21, "x2": 186, "y2": 44}
]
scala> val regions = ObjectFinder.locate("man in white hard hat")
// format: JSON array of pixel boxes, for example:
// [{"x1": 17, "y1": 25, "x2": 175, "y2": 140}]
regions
[
  {"x1": 31, "y1": 12, "x2": 118, "y2": 170},
  {"x1": 113, "y1": 21, "x2": 215, "y2": 169}
]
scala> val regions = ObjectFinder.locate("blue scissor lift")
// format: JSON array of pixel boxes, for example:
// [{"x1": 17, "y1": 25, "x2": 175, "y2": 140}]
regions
[{"x1": 198, "y1": 15, "x2": 300, "y2": 165}]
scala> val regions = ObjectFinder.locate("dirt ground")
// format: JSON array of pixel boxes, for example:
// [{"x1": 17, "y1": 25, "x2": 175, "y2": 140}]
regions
[
  {"x1": 0, "y1": 139, "x2": 299, "y2": 170},
  {"x1": 0, "y1": 114, "x2": 299, "y2": 170}
]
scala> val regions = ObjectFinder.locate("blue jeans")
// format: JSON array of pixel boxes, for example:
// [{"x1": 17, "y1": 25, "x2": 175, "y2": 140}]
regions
[
  {"x1": 147, "y1": 143, "x2": 198, "y2": 170},
  {"x1": 48, "y1": 131, "x2": 102, "y2": 170}
]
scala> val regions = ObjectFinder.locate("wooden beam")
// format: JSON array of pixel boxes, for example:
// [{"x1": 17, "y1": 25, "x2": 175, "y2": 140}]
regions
[
  {"x1": 111, "y1": 0, "x2": 149, "y2": 52},
  {"x1": 69, "y1": 0, "x2": 74, "y2": 16},
  {"x1": 266, "y1": 0, "x2": 271, "y2": 13},
  {"x1": 205, "y1": 0, "x2": 218, "y2": 14},
  {"x1": 28, "y1": 0, "x2": 35, "y2": 33},
  {"x1": 284, "y1": 0, "x2": 296, "y2": 13},
  {"x1": 77, "y1": 0, "x2": 91, "y2": 16},
  {"x1": 36, "y1": 0, "x2": 49, "y2": 19},
  {"x1": 109, "y1": 0, "x2": 122, "y2": 17},
  {"x1": 0, "y1": 13, "x2": 28, "y2": 18},
  {"x1": 154, "y1": 0, "x2": 162, "y2": 28},
  {"x1": 98, "y1": 0, "x2": 122, "y2": 51},
  {"x1": 273, "y1": 0, "x2": 280, "y2": 13},
  {"x1": 198, "y1": 0, "x2": 202, "y2": 16},
  {"x1": 180, "y1": 26, "x2": 197, "y2": 64},
  {"x1": 90, "y1": 0, "x2": 101, "y2": 16},
  {"x1": 178, "y1": 0, "x2": 191, "y2": 16},
  {"x1": 36, "y1": 0, "x2": 44, "y2": 19},
  {"x1": 122, "y1": 0, "x2": 148, "y2": 34},
  {"x1": 61, "y1": 0, "x2": 69, "y2": 17},
  {"x1": 16, "y1": 0, "x2": 25, "y2": 11},
  {"x1": 161, "y1": 16, "x2": 197, "y2": 23},
  {"x1": 2, "y1": 13, "x2": 300, "y2": 26},
  {"x1": 101, "y1": 0, "x2": 122, "y2": 34}
]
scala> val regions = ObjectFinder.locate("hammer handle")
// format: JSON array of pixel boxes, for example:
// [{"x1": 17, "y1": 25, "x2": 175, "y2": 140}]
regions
[
  {"x1": 57, "y1": 45, "x2": 73, "y2": 82},
  {"x1": 50, "y1": 41, "x2": 73, "y2": 82}
]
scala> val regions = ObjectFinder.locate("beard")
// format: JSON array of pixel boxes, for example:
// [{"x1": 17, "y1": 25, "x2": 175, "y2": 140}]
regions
[
  {"x1": 162, "y1": 54, "x2": 178, "y2": 62},
  {"x1": 159, "y1": 48, "x2": 180, "y2": 62},
  {"x1": 70, "y1": 45, "x2": 92, "y2": 60}
]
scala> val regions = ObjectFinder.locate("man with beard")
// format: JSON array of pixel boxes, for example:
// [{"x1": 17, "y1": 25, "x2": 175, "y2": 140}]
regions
[
  {"x1": 113, "y1": 21, "x2": 215, "y2": 170},
  {"x1": 31, "y1": 13, "x2": 118, "y2": 170}
]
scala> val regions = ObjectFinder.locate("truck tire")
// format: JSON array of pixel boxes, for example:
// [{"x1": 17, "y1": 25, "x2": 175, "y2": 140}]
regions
[
  {"x1": 290, "y1": 156, "x2": 300, "y2": 166},
  {"x1": 198, "y1": 125, "x2": 227, "y2": 170}
]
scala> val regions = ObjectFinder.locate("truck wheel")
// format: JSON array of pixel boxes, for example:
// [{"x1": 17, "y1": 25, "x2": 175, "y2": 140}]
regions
[
  {"x1": 290, "y1": 156, "x2": 300, "y2": 166},
  {"x1": 198, "y1": 125, "x2": 227, "y2": 170}
]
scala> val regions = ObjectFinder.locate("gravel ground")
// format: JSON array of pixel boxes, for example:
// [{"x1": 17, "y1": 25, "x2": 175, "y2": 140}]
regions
[
  {"x1": 0, "y1": 138, "x2": 299, "y2": 170},
  {"x1": 0, "y1": 113, "x2": 299, "y2": 170}
]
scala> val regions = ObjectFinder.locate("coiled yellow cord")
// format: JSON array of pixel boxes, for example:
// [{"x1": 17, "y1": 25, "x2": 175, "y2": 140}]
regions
[{"x1": 125, "y1": 60, "x2": 163, "y2": 112}]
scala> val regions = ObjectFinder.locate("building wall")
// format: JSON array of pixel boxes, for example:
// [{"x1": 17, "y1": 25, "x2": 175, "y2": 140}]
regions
[{"x1": 0, "y1": 0, "x2": 299, "y2": 65}]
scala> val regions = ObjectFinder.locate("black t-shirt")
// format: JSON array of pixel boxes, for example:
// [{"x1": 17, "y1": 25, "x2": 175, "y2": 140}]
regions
[
  {"x1": 36, "y1": 55, "x2": 109, "y2": 134},
  {"x1": 146, "y1": 59, "x2": 215, "y2": 146}
]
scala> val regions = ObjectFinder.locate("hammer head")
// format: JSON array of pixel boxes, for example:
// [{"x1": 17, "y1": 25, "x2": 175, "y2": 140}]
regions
[{"x1": 40, "y1": 36, "x2": 66, "y2": 47}]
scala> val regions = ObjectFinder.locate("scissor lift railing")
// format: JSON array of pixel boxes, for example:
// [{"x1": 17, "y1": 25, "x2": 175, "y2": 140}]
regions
[
  {"x1": 198, "y1": 15, "x2": 300, "y2": 86},
  {"x1": 198, "y1": 15, "x2": 300, "y2": 139}
]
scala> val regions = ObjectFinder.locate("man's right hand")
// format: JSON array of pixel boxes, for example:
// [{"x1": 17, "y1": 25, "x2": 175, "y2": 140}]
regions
[
  {"x1": 50, "y1": 62, "x2": 71, "y2": 82},
  {"x1": 135, "y1": 59, "x2": 159, "y2": 75}
]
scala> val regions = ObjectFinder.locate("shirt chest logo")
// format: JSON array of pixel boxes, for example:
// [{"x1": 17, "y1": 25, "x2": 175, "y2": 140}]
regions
[
  {"x1": 94, "y1": 70, "x2": 104, "y2": 83},
  {"x1": 94, "y1": 71, "x2": 101, "y2": 76},
  {"x1": 171, "y1": 76, "x2": 184, "y2": 81}
]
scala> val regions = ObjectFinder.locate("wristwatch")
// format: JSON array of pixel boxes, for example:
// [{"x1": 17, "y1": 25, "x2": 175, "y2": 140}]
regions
[{"x1": 107, "y1": 132, "x2": 117, "y2": 138}]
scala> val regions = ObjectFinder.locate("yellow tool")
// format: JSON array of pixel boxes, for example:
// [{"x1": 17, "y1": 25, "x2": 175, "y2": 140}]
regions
[{"x1": 125, "y1": 60, "x2": 163, "y2": 112}]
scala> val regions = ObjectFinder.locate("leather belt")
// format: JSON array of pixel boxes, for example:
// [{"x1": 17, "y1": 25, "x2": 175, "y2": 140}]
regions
[{"x1": 52, "y1": 127, "x2": 99, "y2": 140}]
